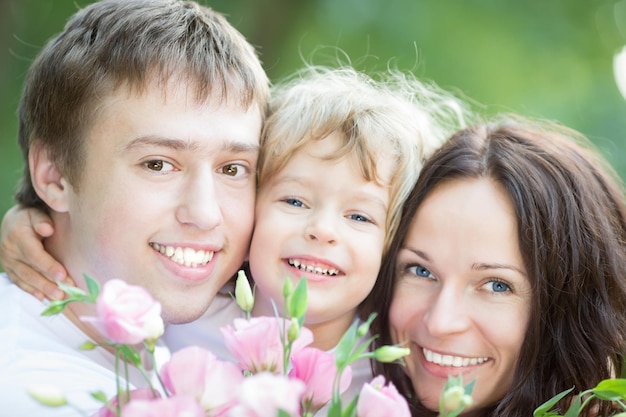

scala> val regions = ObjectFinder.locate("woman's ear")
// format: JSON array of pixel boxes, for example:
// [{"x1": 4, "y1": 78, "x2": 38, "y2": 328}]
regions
[{"x1": 29, "y1": 142, "x2": 70, "y2": 213}]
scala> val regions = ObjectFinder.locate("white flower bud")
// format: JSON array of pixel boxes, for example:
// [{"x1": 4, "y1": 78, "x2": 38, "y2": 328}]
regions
[
  {"x1": 441, "y1": 385, "x2": 465, "y2": 411},
  {"x1": 235, "y1": 270, "x2": 254, "y2": 313},
  {"x1": 27, "y1": 385, "x2": 68, "y2": 407},
  {"x1": 373, "y1": 345, "x2": 410, "y2": 363}
]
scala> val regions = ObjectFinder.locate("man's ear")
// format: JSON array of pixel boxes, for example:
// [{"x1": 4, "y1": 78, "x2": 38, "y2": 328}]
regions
[{"x1": 29, "y1": 142, "x2": 71, "y2": 213}]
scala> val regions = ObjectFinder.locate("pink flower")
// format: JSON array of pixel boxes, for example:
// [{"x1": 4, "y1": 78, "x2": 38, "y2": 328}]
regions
[
  {"x1": 84, "y1": 279, "x2": 164, "y2": 345},
  {"x1": 228, "y1": 372, "x2": 305, "y2": 417},
  {"x1": 289, "y1": 347, "x2": 352, "y2": 413},
  {"x1": 221, "y1": 316, "x2": 313, "y2": 374},
  {"x1": 356, "y1": 376, "x2": 411, "y2": 417},
  {"x1": 160, "y1": 346, "x2": 244, "y2": 415},
  {"x1": 121, "y1": 394, "x2": 205, "y2": 417},
  {"x1": 91, "y1": 388, "x2": 159, "y2": 417}
]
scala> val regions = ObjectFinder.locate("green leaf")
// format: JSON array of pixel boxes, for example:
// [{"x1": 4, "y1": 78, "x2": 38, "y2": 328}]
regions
[
  {"x1": 341, "y1": 395, "x2": 359, "y2": 417},
  {"x1": 40, "y1": 299, "x2": 72, "y2": 316},
  {"x1": 327, "y1": 397, "x2": 344, "y2": 417},
  {"x1": 117, "y1": 345, "x2": 142, "y2": 367},
  {"x1": 288, "y1": 277, "x2": 308, "y2": 319},
  {"x1": 534, "y1": 387, "x2": 574, "y2": 417},
  {"x1": 593, "y1": 390, "x2": 626, "y2": 402},
  {"x1": 277, "y1": 410, "x2": 291, "y2": 417},
  {"x1": 345, "y1": 335, "x2": 377, "y2": 362},
  {"x1": 563, "y1": 394, "x2": 581, "y2": 417},
  {"x1": 356, "y1": 312, "x2": 377, "y2": 337},
  {"x1": 593, "y1": 379, "x2": 626, "y2": 399},
  {"x1": 334, "y1": 320, "x2": 359, "y2": 367},
  {"x1": 90, "y1": 390, "x2": 108, "y2": 403},
  {"x1": 57, "y1": 282, "x2": 88, "y2": 299},
  {"x1": 79, "y1": 340, "x2": 98, "y2": 350},
  {"x1": 83, "y1": 274, "x2": 101, "y2": 300},
  {"x1": 464, "y1": 379, "x2": 476, "y2": 396}
]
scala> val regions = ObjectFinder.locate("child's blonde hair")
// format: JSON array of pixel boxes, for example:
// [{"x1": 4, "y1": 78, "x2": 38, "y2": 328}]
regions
[{"x1": 258, "y1": 65, "x2": 470, "y2": 252}]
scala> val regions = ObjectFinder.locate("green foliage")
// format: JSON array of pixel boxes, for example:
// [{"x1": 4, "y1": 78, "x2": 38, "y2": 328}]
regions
[
  {"x1": 534, "y1": 379, "x2": 626, "y2": 417},
  {"x1": 40, "y1": 275, "x2": 100, "y2": 316}
]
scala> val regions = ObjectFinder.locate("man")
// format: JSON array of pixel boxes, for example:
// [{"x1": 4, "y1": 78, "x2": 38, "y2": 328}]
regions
[{"x1": 0, "y1": 0, "x2": 268, "y2": 414}]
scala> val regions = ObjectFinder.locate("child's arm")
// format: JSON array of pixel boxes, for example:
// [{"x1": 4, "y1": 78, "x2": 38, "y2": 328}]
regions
[{"x1": 0, "y1": 205, "x2": 70, "y2": 300}]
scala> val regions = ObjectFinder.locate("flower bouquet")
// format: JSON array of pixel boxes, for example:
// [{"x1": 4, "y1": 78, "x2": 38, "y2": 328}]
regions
[{"x1": 28, "y1": 271, "x2": 419, "y2": 417}]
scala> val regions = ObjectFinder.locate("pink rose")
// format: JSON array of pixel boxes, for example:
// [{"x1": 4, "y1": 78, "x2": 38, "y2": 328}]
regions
[
  {"x1": 221, "y1": 316, "x2": 313, "y2": 374},
  {"x1": 228, "y1": 372, "x2": 305, "y2": 417},
  {"x1": 160, "y1": 346, "x2": 244, "y2": 415},
  {"x1": 121, "y1": 394, "x2": 205, "y2": 417},
  {"x1": 91, "y1": 388, "x2": 159, "y2": 417},
  {"x1": 84, "y1": 279, "x2": 164, "y2": 345},
  {"x1": 289, "y1": 347, "x2": 352, "y2": 413},
  {"x1": 356, "y1": 376, "x2": 411, "y2": 417}
]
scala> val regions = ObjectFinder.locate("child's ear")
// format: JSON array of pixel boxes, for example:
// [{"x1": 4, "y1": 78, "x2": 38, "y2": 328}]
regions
[{"x1": 29, "y1": 141, "x2": 70, "y2": 213}]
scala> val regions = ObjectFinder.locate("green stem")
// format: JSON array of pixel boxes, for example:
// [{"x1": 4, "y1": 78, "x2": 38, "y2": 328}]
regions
[
  {"x1": 145, "y1": 347, "x2": 167, "y2": 396},
  {"x1": 115, "y1": 349, "x2": 122, "y2": 416}
]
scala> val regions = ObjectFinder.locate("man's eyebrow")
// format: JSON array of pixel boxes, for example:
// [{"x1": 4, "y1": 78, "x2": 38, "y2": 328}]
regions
[
  {"x1": 123, "y1": 136, "x2": 259, "y2": 154},
  {"x1": 123, "y1": 136, "x2": 198, "y2": 152}
]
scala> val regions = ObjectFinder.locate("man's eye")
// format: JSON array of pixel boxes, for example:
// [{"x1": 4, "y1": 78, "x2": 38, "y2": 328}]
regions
[
  {"x1": 145, "y1": 160, "x2": 173, "y2": 172},
  {"x1": 221, "y1": 164, "x2": 240, "y2": 176}
]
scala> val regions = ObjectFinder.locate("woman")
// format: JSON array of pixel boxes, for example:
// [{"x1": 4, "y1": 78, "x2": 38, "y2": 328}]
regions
[{"x1": 365, "y1": 116, "x2": 626, "y2": 417}]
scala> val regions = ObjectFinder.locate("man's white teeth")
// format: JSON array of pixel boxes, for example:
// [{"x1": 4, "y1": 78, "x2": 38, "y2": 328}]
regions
[
  {"x1": 288, "y1": 259, "x2": 339, "y2": 276},
  {"x1": 423, "y1": 348, "x2": 488, "y2": 367},
  {"x1": 150, "y1": 243, "x2": 213, "y2": 267}
]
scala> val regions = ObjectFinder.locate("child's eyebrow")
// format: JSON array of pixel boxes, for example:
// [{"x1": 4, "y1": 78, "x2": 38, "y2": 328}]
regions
[
  {"x1": 273, "y1": 176, "x2": 389, "y2": 211},
  {"x1": 349, "y1": 192, "x2": 389, "y2": 213}
]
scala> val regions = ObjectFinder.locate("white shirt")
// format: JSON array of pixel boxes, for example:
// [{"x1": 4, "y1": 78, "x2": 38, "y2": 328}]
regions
[
  {"x1": 0, "y1": 274, "x2": 167, "y2": 417},
  {"x1": 163, "y1": 291, "x2": 242, "y2": 360}
]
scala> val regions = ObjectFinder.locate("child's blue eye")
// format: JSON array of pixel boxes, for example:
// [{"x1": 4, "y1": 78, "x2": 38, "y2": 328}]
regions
[
  {"x1": 284, "y1": 198, "x2": 304, "y2": 208},
  {"x1": 348, "y1": 213, "x2": 370, "y2": 223}
]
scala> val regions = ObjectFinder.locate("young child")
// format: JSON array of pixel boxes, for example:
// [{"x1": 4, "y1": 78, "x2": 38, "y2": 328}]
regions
[{"x1": 1, "y1": 65, "x2": 470, "y2": 407}]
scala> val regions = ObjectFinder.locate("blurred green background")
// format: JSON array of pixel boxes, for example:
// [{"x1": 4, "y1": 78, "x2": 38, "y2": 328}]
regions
[{"x1": 1, "y1": 0, "x2": 625, "y2": 242}]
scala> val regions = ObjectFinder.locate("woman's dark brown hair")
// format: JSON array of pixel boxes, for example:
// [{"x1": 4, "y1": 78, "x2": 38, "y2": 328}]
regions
[{"x1": 364, "y1": 116, "x2": 626, "y2": 417}]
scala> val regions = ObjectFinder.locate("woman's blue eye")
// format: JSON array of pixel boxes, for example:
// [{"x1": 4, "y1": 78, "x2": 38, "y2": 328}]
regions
[
  {"x1": 408, "y1": 265, "x2": 434, "y2": 279},
  {"x1": 284, "y1": 198, "x2": 304, "y2": 207},
  {"x1": 489, "y1": 280, "x2": 511, "y2": 293}
]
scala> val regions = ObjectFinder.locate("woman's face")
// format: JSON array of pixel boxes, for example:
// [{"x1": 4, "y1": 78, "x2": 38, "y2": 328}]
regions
[{"x1": 389, "y1": 177, "x2": 532, "y2": 412}]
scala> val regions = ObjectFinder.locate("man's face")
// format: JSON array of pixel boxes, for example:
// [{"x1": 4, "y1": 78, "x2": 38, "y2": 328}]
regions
[{"x1": 53, "y1": 80, "x2": 261, "y2": 325}]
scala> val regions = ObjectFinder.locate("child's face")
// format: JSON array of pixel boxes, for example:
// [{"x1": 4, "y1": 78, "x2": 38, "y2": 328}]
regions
[
  {"x1": 249, "y1": 132, "x2": 392, "y2": 341},
  {"x1": 389, "y1": 178, "x2": 531, "y2": 412}
]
